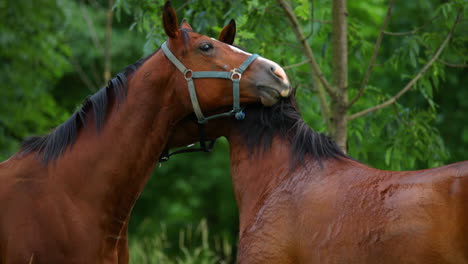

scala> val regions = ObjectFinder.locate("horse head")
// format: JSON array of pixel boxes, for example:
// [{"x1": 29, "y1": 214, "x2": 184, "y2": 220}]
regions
[{"x1": 160, "y1": 1, "x2": 291, "y2": 123}]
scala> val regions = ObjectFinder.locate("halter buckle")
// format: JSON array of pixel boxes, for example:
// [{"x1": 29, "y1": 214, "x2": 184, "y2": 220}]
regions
[
  {"x1": 230, "y1": 69, "x2": 242, "y2": 81},
  {"x1": 184, "y1": 69, "x2": 193, "y2": 80}
]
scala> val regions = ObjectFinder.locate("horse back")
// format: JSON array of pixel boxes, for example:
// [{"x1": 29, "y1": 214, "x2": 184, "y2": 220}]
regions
[
  {"x1": 293, "y1": 159, "x2": 468, "y2": 263},
  {"x1": 360, "y1": 160, "x2": 468, "y2": 263},
  {"x1": 378, "y1": 161, "x2": 468, "y2": 263}
]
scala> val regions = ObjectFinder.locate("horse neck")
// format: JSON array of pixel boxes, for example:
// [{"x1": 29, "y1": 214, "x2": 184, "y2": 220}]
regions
[
  {"x1": 227, "y1": 133, "x2": 302, "y2": 234},
  {"x1": 51, "y1": 51, "x2": 186, "y2": 237}
]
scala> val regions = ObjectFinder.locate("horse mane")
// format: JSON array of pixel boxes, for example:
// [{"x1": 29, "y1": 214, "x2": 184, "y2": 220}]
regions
[
  {"x1": 236, "y1": 96, "x2": 349, "y2": 167},
  {"x1": 20, "y1": 53, "x2": 155, "y2": 164}
]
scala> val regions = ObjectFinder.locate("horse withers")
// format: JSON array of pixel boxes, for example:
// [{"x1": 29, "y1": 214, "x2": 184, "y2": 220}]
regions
[
  {"x1": 167, "y1": 96, "x2": 468, "y2": 263},
  {"x1": 0, "y1": 1, "x2": 291, "y2": 263}
]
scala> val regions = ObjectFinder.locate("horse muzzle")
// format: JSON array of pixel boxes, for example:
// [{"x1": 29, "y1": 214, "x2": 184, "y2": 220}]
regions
[{"x1": 252, "y1": 58, "x2": 291, "y2": 106}]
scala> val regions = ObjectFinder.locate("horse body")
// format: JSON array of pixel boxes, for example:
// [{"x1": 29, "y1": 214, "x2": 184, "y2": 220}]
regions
[
  {"x1": 232, "y1": 142, "x2": 468, "y2": 263},
  {"x1": 167, "y1": 98, "x2": 468, "y2": 263},
  {"x1": 0, "y1": 49, "x2": 182, "y2": 264},
  {"x1": 0, "y1": 2, "x2": 290, "y2": 263}
]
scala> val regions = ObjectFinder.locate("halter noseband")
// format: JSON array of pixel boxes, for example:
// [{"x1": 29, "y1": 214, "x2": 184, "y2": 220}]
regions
[{"x1": 161, "y1": 41, "x2": 259, "y2": 124}]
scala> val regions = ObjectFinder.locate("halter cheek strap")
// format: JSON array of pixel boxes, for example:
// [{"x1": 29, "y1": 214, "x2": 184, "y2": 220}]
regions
[{"x1": 161, "y1": 41, "x2": 259, "y2": 124}]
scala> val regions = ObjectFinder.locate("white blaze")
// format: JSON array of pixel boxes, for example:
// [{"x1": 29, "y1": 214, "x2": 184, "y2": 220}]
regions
[
  {"x1": 213, "y1": 38, "x2": 290, "y2": 94},
  {"x1": 211, "y1": 38, "x2": 252, "y2": 56}
]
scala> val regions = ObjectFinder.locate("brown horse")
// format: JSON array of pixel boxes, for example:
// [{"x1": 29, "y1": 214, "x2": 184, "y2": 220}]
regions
[
  {"x1": 167, "y1": 96, "x2": 468, "y2": 263},
  {"x1": 0, "y1": 2, "x2": 291, "y2": 263}
]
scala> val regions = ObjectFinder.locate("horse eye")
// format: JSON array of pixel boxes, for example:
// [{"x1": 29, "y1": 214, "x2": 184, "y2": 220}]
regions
[{"x1": 199, "y1": 43, "x2": 213, "y2": 52}]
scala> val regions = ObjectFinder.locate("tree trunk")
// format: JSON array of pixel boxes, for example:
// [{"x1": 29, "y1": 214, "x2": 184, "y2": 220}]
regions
[{"x1": 330, "y1": 0, "x2": 348, "y2": 152}]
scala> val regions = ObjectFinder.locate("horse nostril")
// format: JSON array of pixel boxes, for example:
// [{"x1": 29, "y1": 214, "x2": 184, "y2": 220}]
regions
[
  {"x1": 261, "y1": 59, "x2": 290, "y2": 85},
  {"x1": 270, "y1": 66, "x2": 280, "y2": 79},
  {"x1": 270, "y1": 65, "x2": 285, "y2": 81}
]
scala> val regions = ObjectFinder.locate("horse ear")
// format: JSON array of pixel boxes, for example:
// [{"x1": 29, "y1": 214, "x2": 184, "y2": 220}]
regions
[
  {"x1": 218, "y1": 19, "x2": 236, "y2": 45},
  {"x1": 163, "y1": 1, "x2": 179, "y2": 38},
  {"x1": 180, "y1": 19, "x2": 193, "y2": 31}
]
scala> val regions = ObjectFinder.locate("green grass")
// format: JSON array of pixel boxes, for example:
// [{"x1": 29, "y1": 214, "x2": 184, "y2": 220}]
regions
[{"x1": 129, "y1": 219, "x2": 234, "y2": 264}]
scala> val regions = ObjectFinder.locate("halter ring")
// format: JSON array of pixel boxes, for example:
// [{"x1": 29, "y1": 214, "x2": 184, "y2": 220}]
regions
[
  {"x1": 184, "y1": 69, "x2": 193, "y2": 80},
  {"x1": 230, "y1": 69, "x2": 242, "y2": 81}
]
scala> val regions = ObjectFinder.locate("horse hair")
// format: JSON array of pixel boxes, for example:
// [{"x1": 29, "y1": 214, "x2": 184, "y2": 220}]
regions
[
  {"x1": 235, "y1": 96, "x2": 349, "y2": 167},
  {"x1": 20, "y1": 53, "x2": 155, "y2": 164}
]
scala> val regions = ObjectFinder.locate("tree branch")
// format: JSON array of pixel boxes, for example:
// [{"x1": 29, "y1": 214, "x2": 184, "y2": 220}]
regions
[
  {"x1": 348, "y1": 11, "x2": 462, "y2": 121},
  {"x1": 104, "y1": 0, "x2": 115, "y2": 82},
  {"x1": 312, "y1": 19, "x2": 332, "y2": 24},
  {"x1": 383, "y1": 31, "x2": 415, "y2": 36},
  {"x1": 80, "y1": 2, "x2": 102, "y2": 51},
  {"x1": 304, "y1": 0, "x2": 315, "y2": 40},
  {"x1": 383, "y1": 14, "x2": 440, "y2": 36},
  {"x1": 348, "y1": 0, "x2": 395, "y2": 109},
  {"x1": 176, "y1": 0, "x2": 191, "y2": 12},
  {"x1": 439, "y1": 59, "x2": 467, "y2": 68},
  {"x1": 68, "y1": 57, "x2": 98, "y2": 92},
  {"x1": 284, "y1": 59, "x2": 311, "y2": 70},
  {"x1": 276, "y1": 0, "x2": 336, "y2": 99},
  {"x1": 79, "y1": 2, "x2": 104, "y2": 86},
  {"x1": 303, "y1": 1, "x2": 333, "y2": 40}
]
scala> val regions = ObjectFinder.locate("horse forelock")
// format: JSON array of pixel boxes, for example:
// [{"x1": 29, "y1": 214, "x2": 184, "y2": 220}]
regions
[
  {"x1": 20, "y1": 52, "x2": 156, "y2": 165},
  {"x1": 235, "y1": 96, "x2": 349, "y2": 168}
]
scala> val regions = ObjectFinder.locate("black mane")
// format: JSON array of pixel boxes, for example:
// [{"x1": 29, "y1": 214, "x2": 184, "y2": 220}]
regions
[
  {"x1": 20, "y1": 54, "x2": 154, "y2": 164},
  {"x1": 236, "y1": 97, "x2": 349, "y2": 167}
]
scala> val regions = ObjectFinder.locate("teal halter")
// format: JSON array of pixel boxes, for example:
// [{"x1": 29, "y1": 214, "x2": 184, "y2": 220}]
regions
[{"x1": 161, "y1": 41, "x2": 259, "y2": 124}]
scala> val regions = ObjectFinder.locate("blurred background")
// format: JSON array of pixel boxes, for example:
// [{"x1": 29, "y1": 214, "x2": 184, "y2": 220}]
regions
[{"x1": 1, "y1": 0, "x2": 467, "y2": 262}]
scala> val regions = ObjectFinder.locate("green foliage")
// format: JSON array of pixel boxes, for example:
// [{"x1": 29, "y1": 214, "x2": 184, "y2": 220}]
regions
[
  {"x1": 0, "y1": 0, "x2": 146, "y2": 159},
  {"x1": 295, "y1": 0, "x2": 311, "y2": 21},
  {"x1": 0, "y1": 0, "x2": 72, "y2": 157},
  {"x1": 346, "y1": 0, "x2": 467, "y2": 169},
  {"x1": 349, "y1": 106, "x2": 449, "y2": 170},
  {"x1": 130, "y1": 139, "x2": 238, "y2": 256}
]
